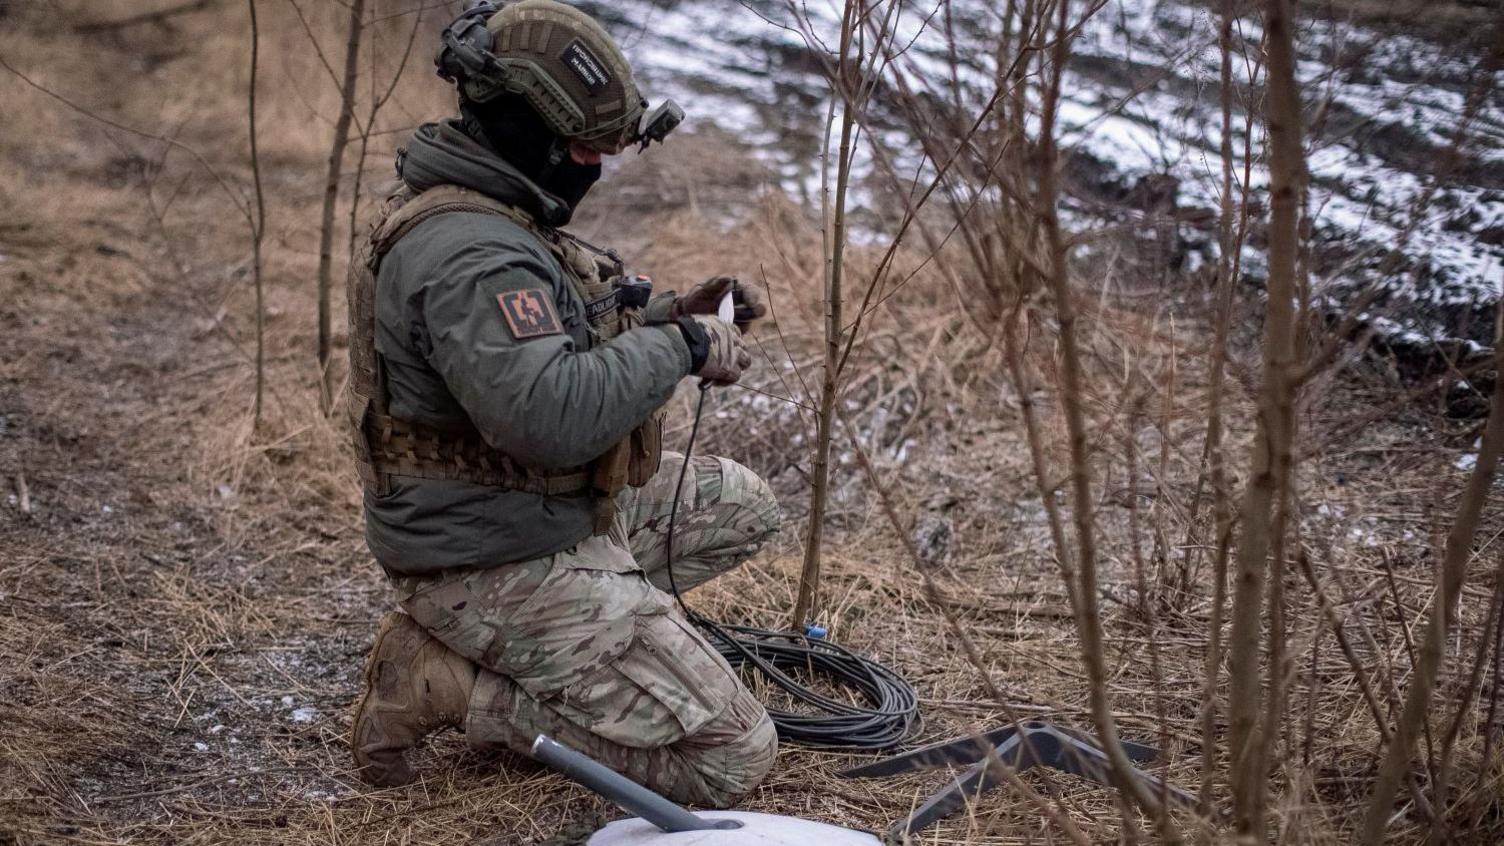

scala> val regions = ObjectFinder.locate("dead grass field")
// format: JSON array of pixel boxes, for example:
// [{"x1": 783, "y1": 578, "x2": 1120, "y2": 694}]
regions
[{"x1": 3, "y1": 1, "x2": 1503, "y2": 844}]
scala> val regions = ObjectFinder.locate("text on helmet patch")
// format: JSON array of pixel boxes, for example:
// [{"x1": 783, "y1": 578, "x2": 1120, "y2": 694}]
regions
[
  {"x1": 498, "y1": 289, "x2": 563, "y2": 339},
  {"x1": 560, "y1": 39, "x2": 611, "y2": 95}
]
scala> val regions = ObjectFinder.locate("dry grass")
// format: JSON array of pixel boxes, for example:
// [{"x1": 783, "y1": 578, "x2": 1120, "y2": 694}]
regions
[{"x1": 2, "y1": 1, "x2": 1503, "y2": 844}]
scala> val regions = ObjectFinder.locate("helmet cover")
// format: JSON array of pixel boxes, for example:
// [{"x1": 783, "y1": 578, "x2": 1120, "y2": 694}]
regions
[{"x1": 461, "y1": 0, "x2": 645, "y2": 154}]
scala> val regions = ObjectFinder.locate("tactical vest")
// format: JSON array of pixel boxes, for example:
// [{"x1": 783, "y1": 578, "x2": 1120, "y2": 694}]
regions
[{"x1": 346, "y1": 183, "x2": 664, "y2": 536}]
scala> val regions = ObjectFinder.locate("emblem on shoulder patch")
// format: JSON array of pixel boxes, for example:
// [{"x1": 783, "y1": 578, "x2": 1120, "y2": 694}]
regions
[{"x1": 498, "y1": 289, "x2": 563, "y2": 339}]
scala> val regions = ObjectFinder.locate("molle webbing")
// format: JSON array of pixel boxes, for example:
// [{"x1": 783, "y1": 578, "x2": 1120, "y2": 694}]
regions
[
  {"x1": 364, "y1": 413, "x2": 589, "y2": 495},
  {"x1": 370, "y1": 186, "x2": 530, "y2": 260}
]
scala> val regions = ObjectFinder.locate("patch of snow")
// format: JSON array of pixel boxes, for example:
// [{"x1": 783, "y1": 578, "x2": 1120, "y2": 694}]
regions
[
  {"x1": 1457, "y1": 438, "x2": 1482, "y2": 472},
  {"x1": 892, "y1": 437, "x2": 913, "y2": 463},
  {"x1": 1348, "y1": 525, "x2": 1382, "y2": 548},
  {"x1": 291, "y1": 706, "x2": 318, "y2": 723},
  {"x1": 192, "y1": 742, "x2": 209, "y2": 752},
  {"x1": 592, "y1": 0, "x2": 1504, "y2": 347}
]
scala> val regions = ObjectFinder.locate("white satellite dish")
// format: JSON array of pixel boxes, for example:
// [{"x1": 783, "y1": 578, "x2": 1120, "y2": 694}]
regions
[
  {"x1": 532, "y1": 736, "x2": 883, "y2": 846},
  {"x1": 586, "y1": 811, "x2": 883, "y2": 846}
]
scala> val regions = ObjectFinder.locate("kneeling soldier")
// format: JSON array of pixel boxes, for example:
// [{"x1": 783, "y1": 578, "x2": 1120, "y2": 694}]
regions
[{"x1": 346, "y1": 0, "x2": 780, "y2": 808}]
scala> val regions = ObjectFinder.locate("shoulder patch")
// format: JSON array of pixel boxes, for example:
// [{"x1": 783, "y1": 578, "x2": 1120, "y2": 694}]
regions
[{"x1": 497, "y1": 289, "x2": 563, "y2": 339}]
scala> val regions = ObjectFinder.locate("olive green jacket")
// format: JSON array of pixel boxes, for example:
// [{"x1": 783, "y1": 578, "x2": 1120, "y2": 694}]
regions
[{"x1": 364, "y1": 121, "x2": 691, "y2": 576}]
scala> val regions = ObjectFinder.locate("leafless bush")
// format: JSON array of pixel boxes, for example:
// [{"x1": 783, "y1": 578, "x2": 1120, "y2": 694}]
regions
[{"x1": 770, "y1": 0, "x2": 1504, "y2": 841}]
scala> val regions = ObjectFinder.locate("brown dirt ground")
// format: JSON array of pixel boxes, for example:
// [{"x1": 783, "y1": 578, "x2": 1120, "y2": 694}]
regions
[{"x1": 4, "y1": 2, "x2": 1504, "y2": 845}]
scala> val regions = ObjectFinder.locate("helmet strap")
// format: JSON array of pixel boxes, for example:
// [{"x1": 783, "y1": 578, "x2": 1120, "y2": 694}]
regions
[{"x1": 537, "y1": 137, "x2": 568, "y2": 186}]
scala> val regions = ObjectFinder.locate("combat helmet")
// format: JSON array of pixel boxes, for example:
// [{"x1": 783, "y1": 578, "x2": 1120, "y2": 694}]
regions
[{"x1": 436, "y1": 0, "x2": 683, "y2": 155}]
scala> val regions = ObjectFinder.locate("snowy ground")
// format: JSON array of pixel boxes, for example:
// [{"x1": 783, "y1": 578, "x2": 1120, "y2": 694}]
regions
[{"x1": 584, "y1": 0, "x2": 1503, "y2": 350}]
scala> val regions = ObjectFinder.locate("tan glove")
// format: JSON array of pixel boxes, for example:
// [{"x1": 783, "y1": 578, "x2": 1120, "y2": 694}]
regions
[
  {"x1": 674, "y1": 276, "x2": 768, "y2": 331},
  {"x1": 684, "y1": 315, "x2": 752, "y2": 385}
]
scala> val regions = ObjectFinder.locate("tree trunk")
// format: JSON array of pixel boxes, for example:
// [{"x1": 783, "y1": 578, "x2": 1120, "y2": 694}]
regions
[
  {"x1": 793, "y1": 0, "x2": 857, "y2": 631},
  {"x1": 247, "y1": 0, "x2": 266, "y2": 429},
  {"x1": 1225, "y1": 0, "x2": 1305, "y2": 838},
  {"x1": 317, "y1": 0, "x2": 366, "y2": 412},
  {"x1": 1035, "y1": 0, "x2": 1176, "y2": 836}
]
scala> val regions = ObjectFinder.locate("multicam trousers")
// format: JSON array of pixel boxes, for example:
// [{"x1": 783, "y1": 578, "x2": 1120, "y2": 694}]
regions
[{"x1": 394, "y1": 452, "x2": 781, "y2": 807}]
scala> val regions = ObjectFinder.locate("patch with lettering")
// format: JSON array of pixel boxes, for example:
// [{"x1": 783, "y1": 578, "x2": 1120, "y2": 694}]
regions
[
  {"x1": 560, "y1": 39, "x2": 611, "y2": 94},
  {"x1": 497, "y1": 289, "x2": 563, "y2": 339},
  {"x1": 584, "y1": 289, "x2": 620, "y2": 323}
]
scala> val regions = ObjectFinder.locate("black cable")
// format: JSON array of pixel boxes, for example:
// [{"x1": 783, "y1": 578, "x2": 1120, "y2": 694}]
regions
[{"x1": 664, "y1": 384, "x2": 919, "y2": 751}]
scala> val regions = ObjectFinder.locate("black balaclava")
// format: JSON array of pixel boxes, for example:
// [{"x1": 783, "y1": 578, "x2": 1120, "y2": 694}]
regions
[{"x1": 460, "y1": 94, "x2": 602, "y2": 214}]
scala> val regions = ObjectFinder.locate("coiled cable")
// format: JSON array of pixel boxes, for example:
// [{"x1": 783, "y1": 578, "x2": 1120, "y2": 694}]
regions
[{"x1": 664, "y1": 385, "x2": 919, "y2": 750}]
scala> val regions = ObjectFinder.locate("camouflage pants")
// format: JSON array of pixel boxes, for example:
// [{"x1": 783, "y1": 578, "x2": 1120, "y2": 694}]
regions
[{"x1": 394, "y1": 452, "x2": 781, "y2": 807}]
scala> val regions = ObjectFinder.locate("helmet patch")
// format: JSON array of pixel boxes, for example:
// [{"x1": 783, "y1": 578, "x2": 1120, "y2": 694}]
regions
[{"x1": 560, "y1": 39, "x2": 611, "y2": 95}]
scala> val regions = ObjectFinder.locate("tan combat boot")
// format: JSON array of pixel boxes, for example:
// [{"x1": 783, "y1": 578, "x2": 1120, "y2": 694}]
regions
[{"x1": 351, "y1": 611, "x2": 476, "y2": 787}]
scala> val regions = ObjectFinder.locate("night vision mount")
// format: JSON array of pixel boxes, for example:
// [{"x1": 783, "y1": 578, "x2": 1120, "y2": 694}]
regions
[
  {"x1": 434, "y1": 0, "x2": 684, "y2": 152},
  {"x1": 434, "y1": 2, "x2": 501, "y2": 88}
]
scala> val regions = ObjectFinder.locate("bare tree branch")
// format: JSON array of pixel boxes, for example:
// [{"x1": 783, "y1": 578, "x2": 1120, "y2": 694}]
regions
[
  {"x1": 316, "y1": 0, "x2": 367, "y2": 411},
  {"x1": 247, "y1": 0, "x2": 268, "y2": 429},
  {"x1": 73, "y1": 0, "x2": 220, "y2": 33},
  {"x1": 1035, "y1": 0, "x2": 1179, "y2": 835},
  {"x1": 792, "y1": 0, "x2": 859, "y2": 630},
  {"x1": 1360, "y1": 282, "x2": 1504, "y2": 846},
  {"x1": 0, "y1": 53, "x2": 251, "y2": 224}
]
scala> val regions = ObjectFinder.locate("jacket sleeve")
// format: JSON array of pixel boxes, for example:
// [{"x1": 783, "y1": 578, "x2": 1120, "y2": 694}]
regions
[{"x1": 416, "y1": 227, "x2": 691, "y2": 469}]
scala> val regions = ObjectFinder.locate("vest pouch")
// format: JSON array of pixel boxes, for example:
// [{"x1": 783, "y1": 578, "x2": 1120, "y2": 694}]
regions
[
  {"x1": 591, "y1": 439, "x2": 632, "y2": 535},
  {"x1": 627, "y1": 410, "x2": 664, "y2": 488}
]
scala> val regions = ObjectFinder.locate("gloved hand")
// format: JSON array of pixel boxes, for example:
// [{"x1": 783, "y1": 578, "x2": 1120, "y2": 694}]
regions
[
  {"x1": 672, "y1": 276, "x2": 768, "y2": 331},
  {"x1": 641, "y1": 291, "x2": 678, "y2": 325},
  {"x1": 676, "y1": 315, "x2": 752, "y2": 385}
]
